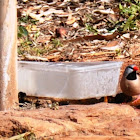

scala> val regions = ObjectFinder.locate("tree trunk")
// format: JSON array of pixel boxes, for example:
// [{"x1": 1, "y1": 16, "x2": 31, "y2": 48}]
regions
[{"x1": 0, "y1": 0, "x2": 18, "y2": 110}]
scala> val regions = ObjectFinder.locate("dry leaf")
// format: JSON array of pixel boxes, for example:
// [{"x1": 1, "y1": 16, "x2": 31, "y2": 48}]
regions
[
  {"x1": 94, "y1": 9, "x2": 114, "y2": 14},
  {"x1": 80, "y1": 51, "x2": 96, "y2": 56},
  {"x1": 22, "y1": 0, "x2": 28, "y2": 2},
  {"x1": 46, "y1": 54, "x2": 62, "y2": 61},
  {"x1": 55, "y1": 27, "x2": 67, "y2": 38},
  {"x1": 108, "y1": 14, "x2": 118, "y2": 22},
  {"x1": 129, "y1": 43, "x2": 140, "y2": 58},
  {"x1": 29, "y1": 13, "x2": 44, "y2": 23},
  {"x1": 23, "y1": 6, "x2": 42, "y2": 15},
  {"x1": 66, "y1": 15, "x2": 76, "y2": 25},
  {"x1": 115, "y1": 55, "x2": 125, "y2": 59},
  {"x1": 81, "y1": 51, "x2": 115, "y2": 57},
  {"x1": 100, "y1": 0, "x2": 115, "y2": 3},
  {"x1": 43, "y1": 8, "x2": 65, "y2": 17},
  {"x1": 8, "y1": 132, "x2": 33, "y2": 140},
  {"x1": 37, "y1": 36, "x2": 51, "y2": 43},
  {"x1": 62, "y1": 32, "x2": 121, "y2": 44},
  {"x1": 73, "y1": 22, "x2": 79, "y2": 28},
  {"x1": 101, "y1": 40, "x2": 122, "y2": 50},
  {"x1": 21, "y1": 55, "x2": 49, "y2": 61},
  {"x1": 92, "y1": 51, "x2": 115, "y2": 56},
  {"x1": 122, "y1": 33, "x2": 130, "y2": 39},
  {"x1": 59, "y1": 0, "x2": 79, "y2": 7}
]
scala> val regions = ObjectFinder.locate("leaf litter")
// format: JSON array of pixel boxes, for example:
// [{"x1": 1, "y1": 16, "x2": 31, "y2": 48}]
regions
[{"x1": 17, "y1": 0, "x2": 140, "y2": 62}]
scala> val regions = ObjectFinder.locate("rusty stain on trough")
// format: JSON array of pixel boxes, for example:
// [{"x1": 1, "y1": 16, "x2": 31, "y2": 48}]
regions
[{"x1": 0, "y1": 0, "x2": 18, "y2": 110}]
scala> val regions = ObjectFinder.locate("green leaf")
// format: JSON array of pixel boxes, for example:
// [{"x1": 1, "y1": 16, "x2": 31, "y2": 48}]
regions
[
  {"x1": 128, "y1": 14, "x2": 135, "y2": 21},
  {"x1": 18, "y1": 25, "x2": 28, "y2": 37},
  {"x1": 119, "y1": 3, "x2": 123, "y2": 10},
  {"x1": 123, "y1": 15, "x2": 135, "y2": 31},
  {"x1": 18, "y1": 32, "x2": 22, "y2": 38}
]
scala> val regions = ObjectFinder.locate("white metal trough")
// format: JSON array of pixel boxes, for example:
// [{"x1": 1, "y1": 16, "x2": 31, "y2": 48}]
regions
[{"x1": 18, "y1": 61, "x2": 122, "y2": 100}]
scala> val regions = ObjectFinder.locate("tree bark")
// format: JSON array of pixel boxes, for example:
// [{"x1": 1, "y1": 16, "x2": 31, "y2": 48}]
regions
[{"x1": 0, "y1": 0, "x2": 18, "y2": 110}]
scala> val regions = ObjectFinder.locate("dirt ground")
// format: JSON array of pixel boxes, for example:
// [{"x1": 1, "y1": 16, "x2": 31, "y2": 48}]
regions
[
  {"x1": 0, "y1": 102, "x2": 140, "y2": 140},
  {"x1": 1, "y1": 0, "x2": 140, "y2": 139},
  {"x1": 0, "y1": 59, "x2": 140, "y2": 139}
]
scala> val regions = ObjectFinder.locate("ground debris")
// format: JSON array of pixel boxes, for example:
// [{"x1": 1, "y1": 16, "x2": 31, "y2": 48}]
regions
[{"x1": 17, "y1": 0, "x2": 140, "y2": 62}]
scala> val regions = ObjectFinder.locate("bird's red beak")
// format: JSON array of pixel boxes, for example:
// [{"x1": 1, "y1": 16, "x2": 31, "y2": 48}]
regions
[{"x1": 133, "y1": 66, "x2": 139, "y2": 71}]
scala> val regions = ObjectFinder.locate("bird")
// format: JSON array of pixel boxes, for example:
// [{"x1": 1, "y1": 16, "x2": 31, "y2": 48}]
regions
[{"x1": 120, "y1": 65, "x2": 140, "y2": 105}]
